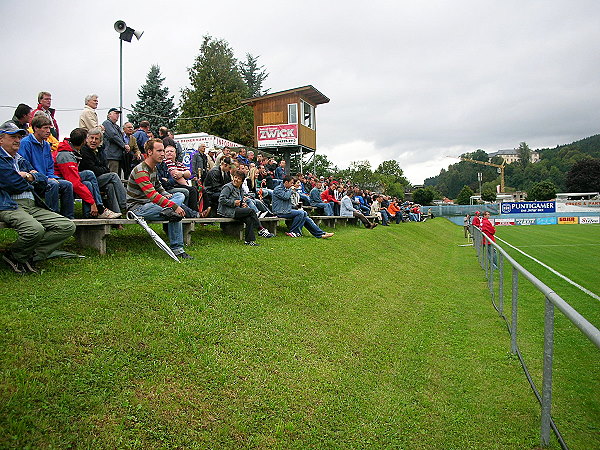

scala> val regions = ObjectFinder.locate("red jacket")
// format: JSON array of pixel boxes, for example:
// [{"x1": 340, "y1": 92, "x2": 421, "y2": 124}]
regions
[
  {"x1": 321, "y1": 188, "x2": 337, "y2": 203},
  {"x1": 53, "y1": 140, "x2": 95, "y2": 205},
  {"x1": 481, "y1": 218, "x2": 496, "y2": 244},
  {"x1": 472, "y1": 215, "x2": 481, "y2": 227},
  {"x1": 32, "y1": 104, "x2": 59, "y2": 139}
]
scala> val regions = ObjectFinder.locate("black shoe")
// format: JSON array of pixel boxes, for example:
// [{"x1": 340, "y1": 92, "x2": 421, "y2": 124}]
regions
[
  {"x1": 176, "y1": 251, "x2": 193, "y2": 260},
  {"x1": 2, "y1": 253, "x2": 26, "y2": 274},
  {"x1": 159, "y1": 208, "x2": 183, "y2": 222}
]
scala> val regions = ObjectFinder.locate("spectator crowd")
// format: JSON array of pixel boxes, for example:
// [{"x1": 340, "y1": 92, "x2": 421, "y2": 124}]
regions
[{"x1": 0, "y1": 92, "x2": 427, "y2": 273}]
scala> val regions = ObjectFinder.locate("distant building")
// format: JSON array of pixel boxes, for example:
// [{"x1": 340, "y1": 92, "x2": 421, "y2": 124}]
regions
[{"x1": 488, "y1": 148, "x2": 539, "y2": 164}]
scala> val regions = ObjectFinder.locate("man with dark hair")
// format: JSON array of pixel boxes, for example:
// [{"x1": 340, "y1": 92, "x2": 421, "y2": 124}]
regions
[
  {"x1": 102, "y1": 108, "x2": 128, "y2": 176},
  {"x1": 204, "y1": 156, "x2": 232, "y2": 213},
  {"x1": 18, "y1": 114, "x2": 74, "y2": 218},
  {"x1": 11, "y1": 104, "x2": 33, "y2": 131},
  {"x1": 32, "y1": 91, "x2": 59, "y2": 139},
  {"x1": 79, "y1": 127, "x2": 127, "y2": 215},
  {"x1": 0, "y1": 122, "x2": 75, "y2": 273},
  {"x1": 191, "y1": 143, "x2": 208, "y2": 181},
  {"x1": 133, "y1": 120, "x2": 150, "y2": 152},
  {"x1": 167, "y1": 130, "x2": 183, "y2": 162},
  {"x1": 54, "y1": 128, "x2": 120, "y2": 219},
  {"x1": 309, "y1": 180, "x2": 334, "y2": 216},
  {"x1": 218, "y1": 169, "x2": 274, "y2": 246},
  {"x1": 272, "y1": 175, "x2": 333, "y2": 239},
  {"x1": 127, "y1": 138, "x2": 191, "y2": 259}
]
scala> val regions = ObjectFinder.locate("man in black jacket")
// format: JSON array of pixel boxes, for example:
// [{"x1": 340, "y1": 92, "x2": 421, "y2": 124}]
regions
[
  {"x1": 79, "y1": 127, "x2": 127, "y2": 215},
  {"x1": 203, "y1": 156, "x2": 232, "y2": 214}
]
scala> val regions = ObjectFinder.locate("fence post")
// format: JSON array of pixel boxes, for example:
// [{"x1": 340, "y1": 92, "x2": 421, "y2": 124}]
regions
[
  {"x1": 498, "y1": 252, "x2": 504, "y2": 316},
  {"x1": 541, "y1": 296, "x2": 555, "y2": 447},
  {"x1": 511, "y1": 268, "x2": 518, "y2": 354}
]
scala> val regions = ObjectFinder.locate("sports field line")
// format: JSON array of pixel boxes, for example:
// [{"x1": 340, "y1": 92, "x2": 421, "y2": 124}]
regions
[
  {"x1": 516, "y1": 243, "x2": 600, "y2": 248},
  {"x1": 495, "y1": 236, "x2": 600, "y2": 302}
]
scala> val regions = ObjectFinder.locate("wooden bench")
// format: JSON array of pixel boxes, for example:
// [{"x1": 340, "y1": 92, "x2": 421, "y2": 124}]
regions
[
  {"x1": 1, "y1": 217, "x2": 282, "y2": 255},
  {"x1": 311, "y1": 215, "x2": 378, "y2": 228}
]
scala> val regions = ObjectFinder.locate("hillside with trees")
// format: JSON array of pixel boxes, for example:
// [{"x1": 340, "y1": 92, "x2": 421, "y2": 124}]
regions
[{"x1": 425, "y1": 134, "x2": 600, "y2": 199}]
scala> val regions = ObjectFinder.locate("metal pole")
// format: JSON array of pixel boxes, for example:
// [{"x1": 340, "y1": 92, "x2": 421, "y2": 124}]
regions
[
  {"x1": 511, "y1": 268, "x2": 518, "y2": 354},
  {"x1": 498, "y1": 253, "x2": 504, "y2": 316},
  {"x1": 119, "y1": 38, "x2": 123, "y2": 129},
  {"x1": 541, "y1": 296, "x2": 555, "y2": 447}
]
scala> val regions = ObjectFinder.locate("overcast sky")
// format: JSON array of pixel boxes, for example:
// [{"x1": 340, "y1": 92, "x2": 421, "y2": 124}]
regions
[{"x1": 2, "y1": 1, "x2": 599, "y2": 183}]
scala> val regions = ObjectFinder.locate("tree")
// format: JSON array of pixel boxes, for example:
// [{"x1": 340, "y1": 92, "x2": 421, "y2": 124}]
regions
[
  {"x1": 517, "y1": 142, "x2": 531, "y2": 167},
  {"x1": 240, "y1": 53, "x2": 269, "y2": 98},
  {"x1": 307, "y1": 153, "x2": 338, "y2": 177},
  {"x1": 481, "y1": 188, "x2": 497, "y2": 202},
  {"x1": 179, "y1": 35, "x2": 254, "y2": 145},
  {"x1": 456, "y1": 185, "x2": 474, "y2": 205},
  {"x1": 528, "y1": 180, "x2": 557, "y2": 200},
  {"x1": 412, "y1": 186, "x2": 438, "y2": 205},
  {"x1": 375, "y1": 160, "x2": 409, "y2": 186},
  {"x1": 342, "y1": 160, "x2": 382, "y2": 191},
  {"x1": 565, "y1": 157, "x2": 600, "y2": 192},
  {"x1": 127, "y1": 65, "x2": 178, "y2": 135}
]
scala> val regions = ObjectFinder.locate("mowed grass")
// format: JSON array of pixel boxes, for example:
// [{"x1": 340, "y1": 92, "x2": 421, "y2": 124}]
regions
[{"x1": 0, "y1": 219, "x2": 596, "y2": 448}]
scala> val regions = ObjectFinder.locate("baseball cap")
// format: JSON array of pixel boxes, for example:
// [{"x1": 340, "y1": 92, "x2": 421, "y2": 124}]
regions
[
  {"x1": 108, "y1": 108, "x2": 121, "y2": 114},
  {"x1": 0, "y1": 121, "x2": 27, "y2": 136}
]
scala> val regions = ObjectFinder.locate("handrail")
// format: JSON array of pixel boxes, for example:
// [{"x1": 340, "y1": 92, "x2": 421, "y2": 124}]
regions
[{"x1": 471, "y1": 225, "x2": 600, "y2": 448}]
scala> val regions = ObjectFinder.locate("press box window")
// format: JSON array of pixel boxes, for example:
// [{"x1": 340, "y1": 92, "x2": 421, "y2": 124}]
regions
[
  {"x1": 288, "y1": 104, "x2": 298, "y2": 124},
  {"x1": 300, "y1": 100, "x2": 315, "y2": 130}
]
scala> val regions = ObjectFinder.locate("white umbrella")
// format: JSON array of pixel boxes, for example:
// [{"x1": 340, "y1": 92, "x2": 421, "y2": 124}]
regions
[{"x1": 127, "y1": 211, "x2": 181, "y2": 263}]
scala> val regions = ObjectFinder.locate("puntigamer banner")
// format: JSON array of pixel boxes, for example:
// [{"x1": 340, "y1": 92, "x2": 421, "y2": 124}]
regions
[{"x1": 501, "y1": 201, "x2": 556, "y2": 214}]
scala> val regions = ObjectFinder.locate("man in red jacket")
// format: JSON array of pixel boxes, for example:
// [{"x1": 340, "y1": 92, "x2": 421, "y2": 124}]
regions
[
  {"x1": 31, "y1": 91, "x2": 59, "y2": 139},
  {"x1": 481, "y1": 211, "x2": 497, "y2": 267},
  {"x1": 54, "y1": 128, "x2": 120, "y2": 219},
  {"x1": 471, "y1": 211, "x2": 481, "y2": 228}
]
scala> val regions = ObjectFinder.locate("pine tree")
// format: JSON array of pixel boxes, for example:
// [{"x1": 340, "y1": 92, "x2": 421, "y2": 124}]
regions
[
  {"x1": 240, "y1": 53, "x2": 269, "y2": 98},
  {"x1": 127, "y1": 65, "x2": 178, "y2": 135},
  {"x1": 179, "y1": 35, "x2": 254, "y2": 146}
]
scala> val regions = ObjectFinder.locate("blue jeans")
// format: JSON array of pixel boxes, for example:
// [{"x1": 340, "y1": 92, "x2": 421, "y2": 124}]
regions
[
  {"x1": 278, "y1": 209, "x2": 325, "y2": 237},
  {"x1": 131, "y1": 192, "x2": 186, "y2": 254},
  {"x1": 97, "y1": 172, "x2": 127, "y2": 213},
  {"x1": 312, "y1": 202, "x2": 334, "y2": 216},
  {"x1": 45, "y1": 178, "x2": 74, "y2": 219},
  {"x1": 79, "y1": 170, "x2": 104, "y2": 218}
]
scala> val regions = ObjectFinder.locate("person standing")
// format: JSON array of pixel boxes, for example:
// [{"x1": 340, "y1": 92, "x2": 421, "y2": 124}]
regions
[
  {"x1": 32, "y1": 91, "x2": 59, "y2": 139},
  {"x1": 133, "y1": 121, "x2": 150, "y2": 152},
  {"x1": 102, "y1": 108, "x2": 128, "y2": 177},
  {"x1": 0, "y1": 122, "x2": 75, "y2": 273},
  {"x1": 79, "y1": 94, "x2": 100, "y2": 131},
  {"x1": 481, "y1": 211, "x2": 497, "y2": 267},
  {"x1": 463, "y1": 214, "x2": 471, "y2": 238}
]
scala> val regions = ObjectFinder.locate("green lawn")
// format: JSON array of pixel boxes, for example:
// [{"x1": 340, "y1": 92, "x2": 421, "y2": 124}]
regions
[{"x1": 0, "y1": 219, "x2": 597, "y2": 448}]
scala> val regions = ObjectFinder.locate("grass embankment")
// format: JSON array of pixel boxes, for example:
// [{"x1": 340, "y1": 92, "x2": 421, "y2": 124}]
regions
[{"x1": 0, "y1": 219, "x2": 594, "y2": 448}]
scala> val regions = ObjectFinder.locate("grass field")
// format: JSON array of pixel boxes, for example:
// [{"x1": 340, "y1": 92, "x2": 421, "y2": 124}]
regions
[
  {"x1": 0, "y1": 219, "x2": 598, "y2": 448},
  {"x1": 495, "y1": 224, "x2": 600, "y2": 329}
]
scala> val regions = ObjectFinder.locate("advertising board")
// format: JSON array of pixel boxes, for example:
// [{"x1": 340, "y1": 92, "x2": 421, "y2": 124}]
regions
[
  {"x1": 536, "y1": 217, "x2": 558, "y2": 225},
  {"x1": 494, "y1": 218, "x2": 515, "y2": 226},
  {"x1": 257, "y1": 124, "x2": 298, "y2": 148},
  {"x1": 516, "y1": 218, "x2": 536, "y2": 226},
  {"x1": 580, "y1": 216, "x2": 600, "y2": 224},
  {"x1": 558, "y1": 217, "x2": 579, "y2": 225},
  {"x1": 501, "y1": 201, "x2": 556, "y2": 214}
]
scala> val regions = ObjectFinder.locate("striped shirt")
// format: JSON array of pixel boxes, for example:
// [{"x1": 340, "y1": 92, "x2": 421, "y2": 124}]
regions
[{"x1": 126, "y1": 161, "x2": 176, "y2": 211}]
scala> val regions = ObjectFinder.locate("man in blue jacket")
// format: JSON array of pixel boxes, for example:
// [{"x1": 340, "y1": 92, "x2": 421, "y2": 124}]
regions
[
  {"x1": 272, "y1": 175, "x2": 333, "y2": 239},
  {"x1": 18, "y1": 114, "x2": 74, "y2": 218},
  {"x1": 102, "y1": 108, "x2": 129, "y2": 177},
  {"x1": 0, "y1": 122, "x2": 75, "y2": 273}
]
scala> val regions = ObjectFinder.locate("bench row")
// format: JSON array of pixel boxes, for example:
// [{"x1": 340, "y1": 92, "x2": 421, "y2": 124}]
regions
[{"x1": 0, "y1": 215, "x2": 374, "y2": 255}]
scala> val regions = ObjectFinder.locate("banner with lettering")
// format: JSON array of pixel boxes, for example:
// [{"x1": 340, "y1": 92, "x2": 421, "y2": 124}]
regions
[
  {"x1": 501, "y1": 201, "x2": 556, "y2": 214},
  {"x1": 257, "y1": 124, "x2": 298, "y2": 148}
]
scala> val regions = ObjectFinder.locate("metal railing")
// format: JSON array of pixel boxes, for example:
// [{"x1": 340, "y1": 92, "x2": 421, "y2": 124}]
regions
[{"x1": 471, "y1": 226, "x2": 600, "y2": 449}]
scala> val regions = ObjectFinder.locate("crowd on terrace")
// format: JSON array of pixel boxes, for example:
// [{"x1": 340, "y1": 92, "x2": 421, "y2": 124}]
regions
[{"x1": 0, "y1": 92, "x2": 427, "y2": 273}]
